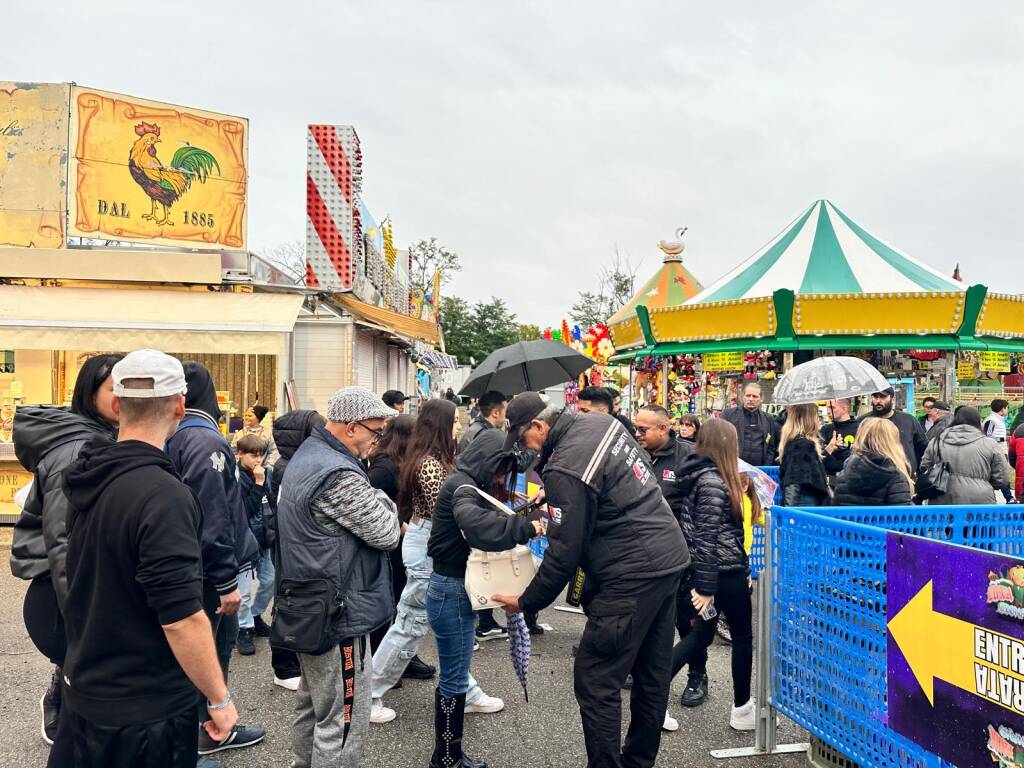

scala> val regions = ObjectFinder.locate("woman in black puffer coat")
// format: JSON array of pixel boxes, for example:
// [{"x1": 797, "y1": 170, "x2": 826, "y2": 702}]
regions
[
  {"x1": 779, "y1": 403, "x2": 830, "y2": 506},
  {"x1": 669, "y1": 419, "x2": 756, "y2": 731},
  {"x1": 833, "y1": 418, "x2": 913, "y2": 506}
]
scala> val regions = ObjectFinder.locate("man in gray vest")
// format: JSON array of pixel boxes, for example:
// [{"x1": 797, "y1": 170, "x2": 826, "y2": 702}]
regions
[
  {"x1": 494, "y1": 393, "x2": 689, "y2": 768},
  {"x1": 276, "y1": 387, "x2": 401, "y2": 768}
]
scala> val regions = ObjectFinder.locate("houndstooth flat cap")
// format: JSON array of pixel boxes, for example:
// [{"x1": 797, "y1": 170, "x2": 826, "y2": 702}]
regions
[{"x1": 326, "y1": 387, "x2": 398, "y2": 423}]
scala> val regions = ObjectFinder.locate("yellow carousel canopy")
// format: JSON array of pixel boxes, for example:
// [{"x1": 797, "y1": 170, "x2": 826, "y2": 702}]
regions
[{"x1": 608, "y1": 250, "x2": 703, "y2": 350}]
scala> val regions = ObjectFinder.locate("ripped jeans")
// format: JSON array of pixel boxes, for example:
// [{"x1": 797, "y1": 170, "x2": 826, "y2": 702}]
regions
[{"x1": 370, "y1": 520, "x2": 486, "y2": 703}]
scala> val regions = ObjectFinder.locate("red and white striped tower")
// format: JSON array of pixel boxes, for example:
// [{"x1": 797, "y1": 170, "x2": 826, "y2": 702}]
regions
[{"x1": 305, "y1": 125, "x2": 363, "y2": 290}]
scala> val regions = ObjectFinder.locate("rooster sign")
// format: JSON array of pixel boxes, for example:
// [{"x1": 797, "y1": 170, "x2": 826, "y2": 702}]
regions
[{"x1": 128, "y1": 122, "x2": 220, "y2": 225}]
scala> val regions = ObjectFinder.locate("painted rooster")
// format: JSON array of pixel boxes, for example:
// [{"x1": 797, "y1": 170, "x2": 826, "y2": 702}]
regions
[{"x1": 128, "y1": 122, "x2": 220, "y2": 225}]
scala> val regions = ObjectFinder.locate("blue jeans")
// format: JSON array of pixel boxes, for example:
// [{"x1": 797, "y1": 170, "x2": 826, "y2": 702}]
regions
[
  {"x1": 426, "y1": 574, "x2": 477, "y2": 698},
  {"x1": 239, "y1": 549, "x2": 275, "y2": 630}
]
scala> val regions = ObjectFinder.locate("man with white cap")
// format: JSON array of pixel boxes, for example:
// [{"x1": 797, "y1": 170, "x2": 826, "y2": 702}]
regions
[
  {"x1": 61, "y1": 350, "x2": 238, "y2": 768},
  {"x1": 276, "y1": 387, "x2": 402, "y2": 768}
]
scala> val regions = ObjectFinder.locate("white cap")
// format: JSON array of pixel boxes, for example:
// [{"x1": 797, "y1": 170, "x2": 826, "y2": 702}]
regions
[{"x1": 112, "y1": 349, "x2": 187, "y2": 398}]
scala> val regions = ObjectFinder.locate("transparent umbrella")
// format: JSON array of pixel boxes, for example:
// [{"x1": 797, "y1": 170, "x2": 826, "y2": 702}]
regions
[{"x1": 772, "y1": 356, "x2": 889, "y2": 406}]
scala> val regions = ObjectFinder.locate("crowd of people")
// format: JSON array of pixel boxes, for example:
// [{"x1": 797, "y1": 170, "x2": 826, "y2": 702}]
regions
[{"x1": 7, "y1": 351, "x2": 1020, "y2": 768}]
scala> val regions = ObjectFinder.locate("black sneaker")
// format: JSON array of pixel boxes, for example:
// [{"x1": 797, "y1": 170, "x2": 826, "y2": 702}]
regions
[
  {"x1": 41, "y1": 666, "x2": 61, "y2": 745},
  {"x1": 527, "y1": 622, "x2": 545, "y2": 636},
  {"x1": 475, "y1": 625, "x2": 509, "y2": 641},
  {"x1": 236, "y1": 628, "x2": 256, "y2": 656},
  {"x1": 681, "y1": 674, "x2": 709, "y2": 707},
  {"x1": 402, "y1": 654, "x2": 436, "y2": 679},
  {"x1": 253, "y1": 615, "x2": 271, "y2": 638},
  {"x1": 197, "y1": 723, "x2": 266, "y2": 755}
]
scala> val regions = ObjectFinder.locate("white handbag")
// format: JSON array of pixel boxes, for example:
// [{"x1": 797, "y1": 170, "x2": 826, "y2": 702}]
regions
[{"x1": 460, "y1": 485, "x2": 538, "y2": 611}]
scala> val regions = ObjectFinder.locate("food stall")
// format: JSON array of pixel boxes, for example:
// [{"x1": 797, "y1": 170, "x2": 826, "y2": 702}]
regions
[{"x1": 609, "y1": 200, "x2": 1024, "y2": 419}]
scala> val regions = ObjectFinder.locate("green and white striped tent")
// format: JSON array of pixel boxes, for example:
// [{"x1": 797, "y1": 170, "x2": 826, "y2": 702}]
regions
[{"x1": 688, "y1": 200, "x2": 962, "y2": 304}]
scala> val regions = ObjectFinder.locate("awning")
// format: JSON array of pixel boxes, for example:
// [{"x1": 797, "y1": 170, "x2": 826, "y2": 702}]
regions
[
  {"x1": 335, "y1": 294, "x2": 440, "y2": 344},
  {"x1": 0, "y1": 285, "x2": 303, "y2": 354}
]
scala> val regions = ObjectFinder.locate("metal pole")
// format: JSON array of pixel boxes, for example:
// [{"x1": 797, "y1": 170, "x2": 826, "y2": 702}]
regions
[
  {"x1": 710, "y1": 507, "x2": 809, "y2": 760},
  {"x1": 661, "y1": 357, "x2": 670, "y2": 408}
]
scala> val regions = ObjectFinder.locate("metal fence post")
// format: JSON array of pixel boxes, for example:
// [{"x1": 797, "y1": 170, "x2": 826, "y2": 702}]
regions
[{"x1": 711, "y1": 508, "x2": 809, "y2": 760}]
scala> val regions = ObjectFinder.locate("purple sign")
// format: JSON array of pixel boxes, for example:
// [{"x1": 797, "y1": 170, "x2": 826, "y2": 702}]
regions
[{"x1": 887, "y1": 533, "x2": 1024, "y2": 767}]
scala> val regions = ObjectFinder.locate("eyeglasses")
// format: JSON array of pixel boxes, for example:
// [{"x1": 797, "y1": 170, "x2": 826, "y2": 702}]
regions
[
  {"x1": 355, "y1": 421, "x2": 384, "y2": 443},
  {"x1": 634, "y1": 425, "x2": 666, "y2": 436}
]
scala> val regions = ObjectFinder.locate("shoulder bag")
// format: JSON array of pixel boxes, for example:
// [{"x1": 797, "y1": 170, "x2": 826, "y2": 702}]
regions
[
  {"x1": 915, "y1": 438, "x2": 951, "y2": 501},
  {"x1": 460, "y1": 485, "x2": 538, "y2": 610}
]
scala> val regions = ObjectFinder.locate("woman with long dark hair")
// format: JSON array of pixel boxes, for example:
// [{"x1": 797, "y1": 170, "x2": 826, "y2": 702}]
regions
[
  {"x1": 669, "y1": 418, "x2": 756, "y2": 731},
  {"x1": 370, "y1": 400, "x2": 465, "y2": 723},
  {"x1": 10, "y1": 353, "x2": 122, "y2": 757},
  {"x1": 425, "y1": 429, "x2": 543, "y2": 767},
  {"x1": 368, "y1": 415, "x2": 418, "y2": 654}
]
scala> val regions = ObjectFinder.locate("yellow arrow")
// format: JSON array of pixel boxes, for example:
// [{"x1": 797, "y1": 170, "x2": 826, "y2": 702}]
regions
[{"x1": 888, "y1": 580, "x2": 1024, "y2": 713}]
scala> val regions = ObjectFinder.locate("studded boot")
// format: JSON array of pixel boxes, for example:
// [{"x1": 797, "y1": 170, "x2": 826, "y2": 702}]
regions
[{"x1": 429, "y1": 688, "x2": 487, "y2": 768}]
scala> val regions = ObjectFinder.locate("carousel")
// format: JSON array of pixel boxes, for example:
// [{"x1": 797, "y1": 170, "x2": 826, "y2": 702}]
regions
[{"x1": 609, "y1": 200, "x2": 1024, "y2": 417}]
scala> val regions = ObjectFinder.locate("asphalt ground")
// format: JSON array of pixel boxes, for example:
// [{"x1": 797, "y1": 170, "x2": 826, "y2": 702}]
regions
[{"x1": 0, "y1": 546, "x2": 810, "y2": 768}]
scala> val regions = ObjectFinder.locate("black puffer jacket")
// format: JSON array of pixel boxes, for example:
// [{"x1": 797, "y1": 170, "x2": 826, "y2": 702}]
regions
[
  {"x1": 429, "y1": 429, "x2": 535, "y2": 579},
  {"x1": 268, "y1": 409, "x2": 325, "y2": 547},
  {"x1": 779, "y1": 437, "x2": 830, "y2": 506},
  {"x1": 676, "y1": 453, "x2": 746, "y2": 596},
  {"x1": 832, "y1": 451, "x2": 913, "y2": 507},
  {"x1": 10, "y1": 408, "x2": 116, "y2": 610}
]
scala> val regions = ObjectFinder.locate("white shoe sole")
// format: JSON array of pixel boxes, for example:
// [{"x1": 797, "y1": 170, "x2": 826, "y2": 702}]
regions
[
  {"x1": 465, "y1": 701, "x2": 505, "y2": 714},
  {"x1": 370, "y1": 710, "x2": 397, "y2": 724},
  {"x1": 40, "y1": 694, "x2": 53, "y2": 746},
  {"x1": 662, "y1": 716, "x2": 679, "y2": 732},
  {"x1": 274, "y1": 677, "x2": 301, "y2": 691},
  {"x1": 476, "y1": 632, "x2": 508, "y2": 641}
]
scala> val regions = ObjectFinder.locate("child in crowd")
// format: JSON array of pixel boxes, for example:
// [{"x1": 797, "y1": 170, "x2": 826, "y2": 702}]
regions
[{"x1": 235, "y1": 434, "x2": 274, "y2": 656}]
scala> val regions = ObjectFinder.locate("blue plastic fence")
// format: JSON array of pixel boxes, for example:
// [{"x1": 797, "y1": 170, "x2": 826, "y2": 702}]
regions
[{"x1": 770, "y1": 504, "x2": 1024, "y2": 768}]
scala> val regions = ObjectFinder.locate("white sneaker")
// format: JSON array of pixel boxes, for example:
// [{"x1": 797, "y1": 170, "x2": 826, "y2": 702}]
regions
[
  {"x1": 370, "y1": 699, "x2": 397, "y2": 724},
  {"x1": 730, "y1": 698, "x2": 756, "y2": 731},
  {"x1": 465, "y1": 693, "x2": 505, "y2": 714},
  {"x1": 662, "y1": 711, "x2": 679, "y2": 732},
  {"x1": 274, "y1": 676, "x2": 301, "y2": 691}
]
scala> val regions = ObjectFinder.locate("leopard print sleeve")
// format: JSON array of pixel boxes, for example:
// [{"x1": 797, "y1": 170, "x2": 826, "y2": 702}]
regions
[{"x1": 414, "y1": 455, "x2": 449, "y2": 520}]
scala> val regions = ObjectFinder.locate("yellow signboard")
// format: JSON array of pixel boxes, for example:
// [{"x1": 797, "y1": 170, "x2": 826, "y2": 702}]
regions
[
  {"x1": 956, "y1": 361, "x2": 976, "y2": 380},
  {"x1": 68, "y1": 86, "x2": 247, "y2": 249},
  {"x1": 978, "y1": 351, "x2": 1010, "y2": 372},
  {"x1": 0, "y1": 468, "x2": 33, "y2": 504},
  {"x1": 703, "y1": 351, "x2": 745, "y2": 372},
  {"x1": 0, "y1": 82, "x2": 70, "y2": 248}
]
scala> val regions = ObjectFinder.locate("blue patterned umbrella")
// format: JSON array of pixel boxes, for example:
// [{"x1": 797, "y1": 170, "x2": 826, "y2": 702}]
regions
[{"x1": 507, "y1": 612, "x2": 531, "y2": 701}]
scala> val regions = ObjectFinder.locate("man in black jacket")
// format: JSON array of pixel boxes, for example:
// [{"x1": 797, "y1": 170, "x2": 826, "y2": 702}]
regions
[
  {"x1": 165, "y1": 362, "x2": 264, "y2": 756},
  {"x1": 820, "y1": 398, "x2": 859, "y2": 481},
  {"x1": 634, "y1": 404, "x2": 693, "y2": 512},
  {"x1": 495, "y1": 393, "x2": 689, "y2": 768},
  {"x1": 458, "y1": 390, "x2": 507, "y2": 453},
  {"x1": 721, "y1": 383, "x2": 780, "y2": 466},
  {"x1": 62, "y1": 350, "x2": 238, "y2": 767},
  {"x1": 861, "y1": 387, "x2": 928, "y2": 475}
]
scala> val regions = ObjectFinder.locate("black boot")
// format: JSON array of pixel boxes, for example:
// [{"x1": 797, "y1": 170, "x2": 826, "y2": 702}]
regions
[
  {"x1": 430, "y1": 689, "x2": 487, "y2": 768},
  {"x1": 403, "y1": 654, "x2": 437, "y2": 679}
]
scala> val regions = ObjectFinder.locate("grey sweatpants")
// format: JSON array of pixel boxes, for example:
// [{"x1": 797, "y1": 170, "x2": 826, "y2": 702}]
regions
[{"x1": 291, "y1": 636, "x2": 371, "y2": 768}]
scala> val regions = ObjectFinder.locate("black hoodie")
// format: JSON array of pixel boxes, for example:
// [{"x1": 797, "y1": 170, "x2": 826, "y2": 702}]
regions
[
  {"x1": 10, "y1": 407, "x2": 115, "y2": 610},
  {"x1": 62, "y1": 440, "x2": 204, "y2": 726},
  {"x1": 428, "y1": 429, "x2": 535, "y2": 578}
]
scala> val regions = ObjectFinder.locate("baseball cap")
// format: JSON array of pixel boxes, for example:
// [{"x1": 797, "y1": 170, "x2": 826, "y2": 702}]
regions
[
  {"x1": 382, "y1": 390, "x2": 411, "y2": 408},
  {"x1": 932, "y1": 400, "x2": 951, "y2": 412},
  {"x1": 111, "y1": 349, "x2": 187, "y2": 398},
  {"x1": 872, "y1": 386, "x2": 895, "y2": 397},
  {"x1": 327, "y1": 387, "x2": 398, "y2": 423},
  {"x1": 503, "y1": 392, "x2": 548, "y2": 450}
]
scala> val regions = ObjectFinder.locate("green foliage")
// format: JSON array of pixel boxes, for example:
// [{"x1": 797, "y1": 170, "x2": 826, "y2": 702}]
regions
[
  {"x1": 409, "y1": 237, "x2": 462, "y2": 294},
  {"x1": 440, "y1": 296, "x2": 536, "y2": 365}
]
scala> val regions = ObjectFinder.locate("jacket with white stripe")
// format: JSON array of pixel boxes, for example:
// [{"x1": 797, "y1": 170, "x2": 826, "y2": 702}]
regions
[{"x1": 519, "y1": 411, "x2": 689, "y2": 612}]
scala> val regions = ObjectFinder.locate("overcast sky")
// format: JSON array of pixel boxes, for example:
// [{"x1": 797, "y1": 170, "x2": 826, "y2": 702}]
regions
[{"x1": 7, "y1": 2, "x2": 1024, "y2": 325}]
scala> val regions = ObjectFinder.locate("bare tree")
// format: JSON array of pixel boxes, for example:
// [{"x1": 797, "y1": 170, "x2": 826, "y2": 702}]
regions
[
  {"x1": 570, "y1": 247, "x2": 639, "y2": 327},
  {"x1": 259, "y1": 240, "x2": 306, "y2": 282},
  {"x1": 409, "y1": 238, "x2": 462, "y2": 294}
]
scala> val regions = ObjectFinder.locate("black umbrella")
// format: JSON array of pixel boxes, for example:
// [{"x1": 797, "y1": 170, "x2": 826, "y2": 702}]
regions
[{"x1": 458, "y1": 340, "x2": 593, "y2": 398}]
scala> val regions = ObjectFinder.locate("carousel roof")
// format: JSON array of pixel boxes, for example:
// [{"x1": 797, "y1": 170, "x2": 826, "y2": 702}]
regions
[
  {"x1": 607, "y1": 252, "x2": 703, "y2": 326},
  {"x1": 688, "y1": 200, "x2": 962, "y2": 304}
]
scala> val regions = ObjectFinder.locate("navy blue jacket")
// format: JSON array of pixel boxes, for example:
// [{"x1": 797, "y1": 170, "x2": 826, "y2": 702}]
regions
[{"x1": 166, "y1": 410, "x2": 257, "y2": 593}]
